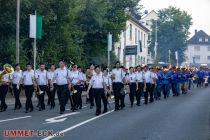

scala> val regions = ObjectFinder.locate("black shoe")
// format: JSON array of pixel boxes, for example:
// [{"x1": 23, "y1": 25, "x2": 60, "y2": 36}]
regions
[
  {"x1": 144, "y1": 102, "x2": 148, "y2": 105},
  {"x1": 79, "y1": 106, "x2": 82, "y2": 109},
  {"x1": 29, "y1": 108, "x2": 33, "y2": 112},
  {"x1": 90, "y1": 106, "x2": 93, "y2": 109},
  {"x1": 103, "y1": 109, "x2": 108, "y2": 113},
  {"x1": 96, "y1": 112, "x2": 101, "y2": 116},
  {"x1": 136, "y1": 104, "x2": 140, "y2": 106},
  {"x1": 50, "y1": 106, "x2": 54, "y2": 110},
  {"x1": 114, "y1": 108, "x2": 119, "y2": 111},
  {"x1": 60, "y1": 111, "x2": 64, "y2": 114},
  {"x1": 131, "y1": 104, "x2": 133, "y2": 108},
  {"x1": 39, "y1": 108, "x2": 42, "y2": 111},
  {"x1": 25, "y1": 110, "x2": 29, "y2": 113},
  {"x1": 3, "y1": 106, "x2": 7, "y2": 111}
]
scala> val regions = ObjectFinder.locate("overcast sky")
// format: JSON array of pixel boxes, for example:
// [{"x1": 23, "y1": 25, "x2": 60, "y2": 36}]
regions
[{"x1": 141, "y1": 0, "x2": 210, "y2": 37}]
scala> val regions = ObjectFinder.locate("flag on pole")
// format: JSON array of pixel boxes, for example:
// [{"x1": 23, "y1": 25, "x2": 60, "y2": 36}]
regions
[
  {"x1": 108, "y1": 33, "x2": 112, "y2": 51},
  {"x1": 175, "y1": 51, "x2": 178, "y2": 60},
  {"x1": 30, "y1": 15, "x2": 42, "y2": 39}
]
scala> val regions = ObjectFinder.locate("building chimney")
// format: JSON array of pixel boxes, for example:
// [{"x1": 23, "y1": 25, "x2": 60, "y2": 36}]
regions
[{"x1": 195, "y1": 29, "x2": 197, "y2": 34}]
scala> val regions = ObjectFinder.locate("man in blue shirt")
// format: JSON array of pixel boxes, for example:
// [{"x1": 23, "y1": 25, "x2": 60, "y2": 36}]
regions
[{"x1": 162, "y1": 66, "x2": 171, "y2": 99}]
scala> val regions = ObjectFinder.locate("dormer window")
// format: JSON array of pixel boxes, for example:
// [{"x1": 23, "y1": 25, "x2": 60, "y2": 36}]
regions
[
  {"x1": 205, "y1": 38, "x2": 208, "y2": 42},
  {"x1": 199, "y1": 38, "x2": 202, "y2": 42}
]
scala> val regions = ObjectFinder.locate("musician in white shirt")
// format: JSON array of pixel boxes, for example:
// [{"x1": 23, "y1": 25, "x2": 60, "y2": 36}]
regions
[
  {"x1": 52, "y1": 60, "x2": 72, "y2": 114},
  {"x1": 22, "y1": 63, "x2": 34, "y2": 113},
  {"x1": 0, "y1": 66, "x2": 11, "y2": 112},
  {"x1": 35, "y1": 63, "x2": 48, "y2": 111},
  {"x1": 111, "y1": 61, "x2": 125, "y2": 111},
  {"x1": 126, "y1": 67, "x2": 137, "y2": 107},
  {"x1": 70, "y1": 64, "x2": 84, "y2": 109},
  {"x1": 47, "y1": 64, "x2": 56, "y2": 109},
  {"x1": 135, "y1": 66, "x2": 146, "y2": 106},
  {"x1": 149, "y1": 67, "x2": 157, "y2": 103},
  {"x1": 11, "y1": 64, "x2": 22, "y2": 110},
  {"x1": 87, "y1": 66, "x2": 108, "y2": 116},
  {"x1": 143, "y1": 66, "x2": 151, "y2": 104}
]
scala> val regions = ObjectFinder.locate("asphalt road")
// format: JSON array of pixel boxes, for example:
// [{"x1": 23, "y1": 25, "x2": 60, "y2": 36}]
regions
[{"x1": 0, "y1": 87, "x2": 210, "y2": 140}]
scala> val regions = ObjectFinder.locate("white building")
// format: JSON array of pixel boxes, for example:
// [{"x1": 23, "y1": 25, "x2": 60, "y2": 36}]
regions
[
  {"x1": 185, "y1": 30, "x2": 210, "y2": 67},
  {"x1": 140, "y1": 10, "x2": 158, "y2": 64},
  {"x1": 114, "y1": 17, "x2": 150, "y2": 68}
]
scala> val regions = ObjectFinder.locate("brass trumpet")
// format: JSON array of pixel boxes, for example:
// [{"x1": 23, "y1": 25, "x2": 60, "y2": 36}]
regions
[{"x1": 0, "y1": 64, "x2": 14, "y2": 80}]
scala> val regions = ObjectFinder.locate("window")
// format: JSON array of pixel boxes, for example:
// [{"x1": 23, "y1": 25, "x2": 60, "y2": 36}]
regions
[
  {"x1": 208, "y1": 46, "x2": 210, "y2": 51},
  {"x1": 144, "y1": 34, "x2": 146, "y2": 48},
  {"x1": 194, "y1": 55, "x2": 200, "y2": 61},
  {"x1": 208, "y1": 56, "x2": 210, "y2": 61},
  {"x1": 199, "y1": 38, "x2": 202, "y2": 42},
  {"x1": 129, "y1": 24, "x2": 132, "y2": 40},
  {"x1": 138, "y1": 30, "x2": 140, "y2": 41},
  {"x1": 135, "y1": 28, "x2": 137, "y2": 43},
  {"x1": 194, "y1": 46, "x2": 200, "y2": 51},
  {"x1": 205, "y1": 38, "x2": 208, "y2": 42}
]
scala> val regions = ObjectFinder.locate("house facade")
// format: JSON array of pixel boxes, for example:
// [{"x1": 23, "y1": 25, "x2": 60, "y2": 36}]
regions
[
  {"x1": 114, "y1": 17, "x2": 150, "y2": 68},
  {"x1": 185, "y1": 30, "x2": 210, "y2": 67}
]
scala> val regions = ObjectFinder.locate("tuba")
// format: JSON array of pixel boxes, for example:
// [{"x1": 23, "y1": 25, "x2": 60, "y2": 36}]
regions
[{"x1": 0, "y1": 64, "x2": 14, "y2": 83}]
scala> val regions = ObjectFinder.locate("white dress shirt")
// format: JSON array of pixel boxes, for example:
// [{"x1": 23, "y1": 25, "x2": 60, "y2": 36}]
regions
[
  {"x1": 136, "y1": 71, "x2": 145, "y2": 83},
  {"x1": 35, "y1": 69, "x2": 48, "y2": 85},
  {"x1": 54, "y1": 68, "x2": 70, "y2": 85},
  {"x1": 70, "y1": 70, "x2": 83, "y2": 85},
  {"x1": 89, "y1": 73, "x2": 105, "y2": 89},
  {"x1": 144, "y1": 71, "x2": 152, "y2": 83},
  {"x1": 22, "y1": 70, "x2": 34, "y2": 85},
  {"x1": 111, "y1": 68, "x2": 125, "y2": 83},
  {"x1": 47, "y1": 71, "x2": 56, "y2": 84},
  {"x1": 126, "y1": 72, "x2": 137, "y2": 83},
  {"x1": 11, "y1": 70, "x2": 22, "y2": 85}
]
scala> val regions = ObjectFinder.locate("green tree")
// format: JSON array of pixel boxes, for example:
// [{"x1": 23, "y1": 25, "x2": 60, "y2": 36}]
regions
[{"x1": 150, "y1": 6, "x2": 192, "y2": 65}]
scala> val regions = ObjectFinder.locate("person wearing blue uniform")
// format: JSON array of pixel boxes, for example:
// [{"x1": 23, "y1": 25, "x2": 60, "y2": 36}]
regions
[
  {"x1": 162, "y1": 66, "x2": 171, "y2": 99},
  {"x1": 196, "y1": 68, "x2": 205, "y2": 88},
  {"x1": 155, "y1": 68, "x2": 163, "y2": 100},
  {"x1": 171, "y1": 66, "x2": 179, "y2": 96}
]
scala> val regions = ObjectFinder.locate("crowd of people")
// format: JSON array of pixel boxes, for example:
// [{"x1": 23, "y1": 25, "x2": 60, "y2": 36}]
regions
[{"x1": 0, "y1": 60, "x2": 209, "y2": 116}]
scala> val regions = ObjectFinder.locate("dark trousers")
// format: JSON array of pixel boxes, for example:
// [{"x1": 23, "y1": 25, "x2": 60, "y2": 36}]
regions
[
  {"x1": 48, "y1": 83, "x2": 56, "y2": 107},
  {"x1": 0, "y1": 85, "x2": 9, "y2": 110},
  {"x1": 136, "y1": 82, "x2": 144, "y2": 105},
  {"x1": 57, "y1": 85, "x2": 69, "y2": 112},
  {"x1": 150, "y1": 84, "x2": 155, "y2": 103},
  {"x1": 144, "y1": 83, "x2": 151, "y2": 104},
  {"x1": 89, "y1": 87, "x2": 94, "y2": 106},
  {"x1": 12, "y1": 84, "x2": 22, "y2": 108},
  {"x1": 93, "y1": 88, "x2": 107, "y2": 114},
  {"x1": 113, "y1": 82, "x2": 125, "y2": 109},
  {"x1": 129, "y1": 83, "x2": 136, "y2": 106},
  {"x1": 38, "y1": 85, "x2": 47, "y2": 109},
  {"x1": 24, "y1": 85, "x2": 34, "y2": 111},
  {"x1": 74, "y1": 85, "x2": 83, "y2": 108}
]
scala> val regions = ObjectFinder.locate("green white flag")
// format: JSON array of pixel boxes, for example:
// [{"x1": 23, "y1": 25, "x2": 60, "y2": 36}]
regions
[{"x1": 30, "y1": 15, "x2": 42, "y2": 39}]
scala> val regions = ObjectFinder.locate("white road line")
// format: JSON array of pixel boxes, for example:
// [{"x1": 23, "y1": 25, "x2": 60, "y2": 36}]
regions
[
  {"x1": 0, "y1": 116, "x2": 32, "y2": 123},
  {"x1": 42, "y1": 110, "x2": 114, "y2": 140},
  {"x1": 43, "y1": 112, "x2": 80, "y2": 124}
]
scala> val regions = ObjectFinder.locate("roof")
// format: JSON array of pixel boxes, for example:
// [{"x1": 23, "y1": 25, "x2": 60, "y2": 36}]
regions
[
  {"x1": 141, "y1": 10, "x2": 158, "y2": 20},
  {"x1": 187, "y1": 30, "x2": 210, "y2": 45},
  {"x1": 129, "y1": 16, "x2": 150, "y2": 32}
]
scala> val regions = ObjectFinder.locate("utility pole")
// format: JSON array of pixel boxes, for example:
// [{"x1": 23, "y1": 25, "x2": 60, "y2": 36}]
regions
[
  {"x1": 154, "y1": 20, "x2": 158, "y2": 65},
  {"x1": 168, "y1": 49, "x2": 171, "y2": 67},
  {"x1": 16, "y1": 0, "x2": 20, "y2": 64}
]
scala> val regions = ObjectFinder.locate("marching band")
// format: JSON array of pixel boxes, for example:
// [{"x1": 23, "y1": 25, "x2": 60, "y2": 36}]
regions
[{"x1": 0, "y1": 60, "x2": 210, "y2": 116}]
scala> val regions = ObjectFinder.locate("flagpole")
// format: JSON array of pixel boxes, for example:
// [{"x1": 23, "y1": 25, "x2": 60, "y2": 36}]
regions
[
  {"x1": 16, "y1": 0, "x2": 20, "y2": 64},
  {"x1": 34, "y1": 10, "x2": 37, "y2": 72}
]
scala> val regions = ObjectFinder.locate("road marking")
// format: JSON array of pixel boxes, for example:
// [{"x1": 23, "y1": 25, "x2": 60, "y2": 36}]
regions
[
  {"x1": 42, "y1": 110, "x2": 114, "y2": 140},
  {"x1": 43, "y1": 112, "x2": 80, "y2": 124},
  {"x1": 0, "y1": 116, "x2": 32, "y2": 123}
]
